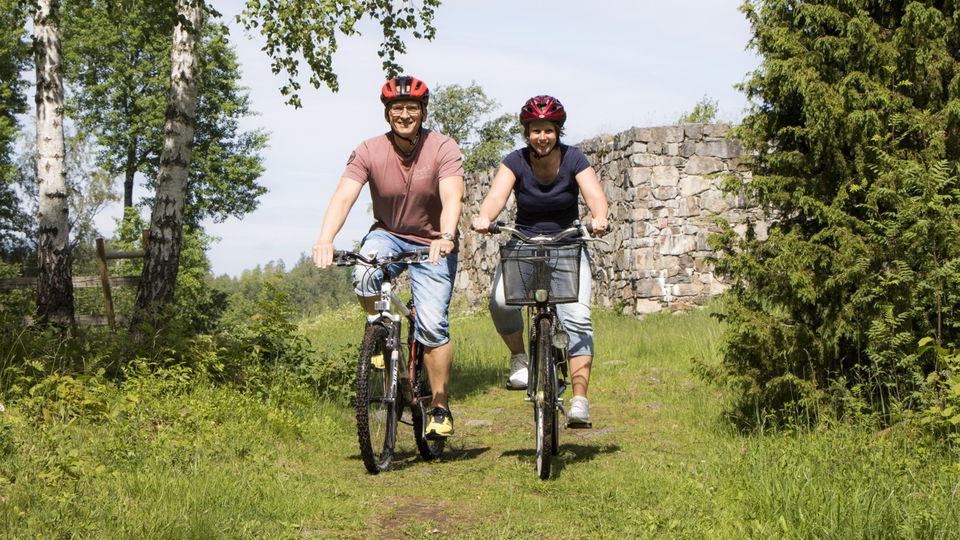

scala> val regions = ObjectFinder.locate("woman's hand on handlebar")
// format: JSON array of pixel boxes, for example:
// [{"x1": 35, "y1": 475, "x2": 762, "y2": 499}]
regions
[
  {"x1": 471, "y1": 215, "x2": 492, "y2": 233},
  {"x1": 588, "y1": 216, "x2": 609, "y2": 235}
]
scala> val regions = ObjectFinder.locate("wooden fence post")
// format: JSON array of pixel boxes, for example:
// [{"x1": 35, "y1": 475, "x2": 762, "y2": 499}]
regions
[{"x1": 95, "y1": 238, "x2": 116, "y2": 330}]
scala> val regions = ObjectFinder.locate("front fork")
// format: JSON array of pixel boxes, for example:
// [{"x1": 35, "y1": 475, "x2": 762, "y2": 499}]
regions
[{"x1": 526, "y1": 309, "x2": 570, "y2": 406}]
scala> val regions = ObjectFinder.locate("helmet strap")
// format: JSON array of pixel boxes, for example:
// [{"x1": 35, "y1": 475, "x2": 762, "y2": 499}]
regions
[{"x1": 391, "y1": 126, "x2": 422, "y2": 156}]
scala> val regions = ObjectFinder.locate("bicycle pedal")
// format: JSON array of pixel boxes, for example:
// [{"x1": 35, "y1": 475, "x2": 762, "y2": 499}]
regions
[{"x1": 566, "y1": 420, "x2": 593, "y2": 429}]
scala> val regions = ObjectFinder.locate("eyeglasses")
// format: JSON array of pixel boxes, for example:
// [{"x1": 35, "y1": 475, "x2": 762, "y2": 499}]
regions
[{"x1": 389, "y1": 104, "x2": 422, "y2": 116}]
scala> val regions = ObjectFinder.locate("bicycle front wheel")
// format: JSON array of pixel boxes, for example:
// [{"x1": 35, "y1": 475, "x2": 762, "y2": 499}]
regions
[
  {"x1": 534, "y1": 316, "x2": 557, "y2": 480},
  {"x1": 356, "y1": 323, "x2": 399, "y2": 474}
]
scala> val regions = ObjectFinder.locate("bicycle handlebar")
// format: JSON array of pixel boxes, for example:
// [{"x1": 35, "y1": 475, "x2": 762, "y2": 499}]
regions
[
  {"x1": 486, "y1": 221, "x2": 609, "y2": 244},
  {"x1": 333, "y1": 248, "x2": 430, "y2": 267}
]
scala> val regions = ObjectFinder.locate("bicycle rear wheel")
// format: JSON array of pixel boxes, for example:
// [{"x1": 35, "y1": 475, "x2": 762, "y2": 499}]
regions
[
  {"x1": 411, "y1": 353, "x2": 445, "y2": 460},
  {"x1": 356, "y1": 323, "x2": 399, "y2": 474},
  {"x1": 534, "y1": 316, "x2": 557, "y2": 480}
]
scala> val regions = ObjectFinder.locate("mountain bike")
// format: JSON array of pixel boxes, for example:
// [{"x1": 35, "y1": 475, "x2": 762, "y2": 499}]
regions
[
  {"x1": 488, "y1": 221, "x2": 603, "y2": 479},
  {"x1": 333, "y1": 249, "x2": 445, "y2": 474}
]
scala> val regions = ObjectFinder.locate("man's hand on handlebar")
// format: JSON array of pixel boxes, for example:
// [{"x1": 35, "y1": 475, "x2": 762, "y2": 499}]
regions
[{"x1": 312, "y1": 240, "x2": 335, "y2": 268}]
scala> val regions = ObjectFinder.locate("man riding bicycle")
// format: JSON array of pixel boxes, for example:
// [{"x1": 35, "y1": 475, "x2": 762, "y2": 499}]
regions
[{"x1": 313, "y1": 75, "x2": 465, "y2": 439}]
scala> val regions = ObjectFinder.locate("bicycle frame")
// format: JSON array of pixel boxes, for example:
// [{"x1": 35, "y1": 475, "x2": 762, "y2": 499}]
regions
[{"x1": 334, "y1": 248, "x2": 443, "y2": 473}]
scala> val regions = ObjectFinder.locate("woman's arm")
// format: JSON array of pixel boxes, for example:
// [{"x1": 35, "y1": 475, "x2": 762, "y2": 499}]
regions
[
  {"x1": 472, "y1": 163, "x2": 517, "y2": 231},
  {"x1": 575, "y1": 166, "x2": 609, "y2": 232}
]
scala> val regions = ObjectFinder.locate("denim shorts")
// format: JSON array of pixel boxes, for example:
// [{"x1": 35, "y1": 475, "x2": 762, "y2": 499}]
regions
[
  {"x1": 488, "y1": 247, "x2": 594, "y2": 357},
  {"x1": 354, "y1": 229, "x2": 457, "y2": 347}
]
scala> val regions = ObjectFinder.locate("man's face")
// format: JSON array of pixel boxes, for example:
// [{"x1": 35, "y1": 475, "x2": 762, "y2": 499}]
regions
[{"x1": 386, "y1": 99, "x2": 423, "y2": 139}]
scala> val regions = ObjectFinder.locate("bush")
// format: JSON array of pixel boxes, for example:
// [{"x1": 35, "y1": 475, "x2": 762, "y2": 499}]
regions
[{"x1": 709, "y1": 2, "x2": 960, "y2": 429}]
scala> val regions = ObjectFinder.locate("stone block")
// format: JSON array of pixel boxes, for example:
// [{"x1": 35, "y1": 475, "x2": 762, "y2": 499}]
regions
[
  {"x1": 651, "y1": 165, "x2": 680, "y2": 186},
  {"x1": 680, "y1": 140, "x2": 697, "y2": 158},
  {"x1": 679, "y1": 175, "x2": 712, "y2": 197},
  {"x1": 658, "y1": 232, "x2": 697, "y2": 255},
  {"x1": 652, "y1": 186, "x2": 679, "y2": 200},
  {"x1": 635, "y1": 277, "x2": 663, "y2": 297},
  {"x1": 696, "y1": 231, "x2": 713, "y2": 251},
  {"x1": 677, "y1": 197, "x2": 698, "y2": 217},
  {"x1": 700, "y1": 190, "x2": 732, "y2": 214},
  {"x1": 631, "y1": 153, "x2": 663, "y2": 167},
  {"x1": 703, "y1": 123, "x2": 731, "y2": 137},
  {"x1": 683, "y1": 124, "x2": 704, "y2": 139},
  {"x1": 676, "y1": 281, "x2": 705, "y2": 296},
  {"x1": 635, "y1": 298, "x2": 663, "y2": 314},
  {"x1": 627, "y1": 166, "x2": 653, "y2": 186},
  {"x1": 685, "y1": 155, "x2": 724, "y2": 175},
  {"x1": 666, "y1": 143, "x2": 680, "y2": 156}
]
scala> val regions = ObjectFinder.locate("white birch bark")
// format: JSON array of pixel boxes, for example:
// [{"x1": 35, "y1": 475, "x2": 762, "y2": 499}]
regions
[
  {"x1": 133, "y1": 0, "x2": 203, "y2": 327},
  {"x1": 34, "y1": 0, "x2": 74, "y2": 326}
]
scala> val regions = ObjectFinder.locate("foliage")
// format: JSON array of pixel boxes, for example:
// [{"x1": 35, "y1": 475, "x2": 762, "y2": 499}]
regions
[
  {"x1": 237, "y1": 0, "x2": 441, "y2": 107},
  {"x1": 710, "y1": 0, "x2": 960, "y2": 427},
  {"x1": 212, "y1": 253, "x2": 355, "y2": 322},
  {"x1": 0, "y1": 0, "x2": 29, "y2": 261},
  {"x1": 677, "y1": 94, "x2": 719, "y2": 124},
  {"x1": 425, "y1": 82, "x2": 518, "y2": 173},
  {"x1": 914, "y1": 337, "x2": 960, "y2": 444},
  {"x1": 62, "y1": 1, "x2": 268, "y2": 226},
  {"x1": 14, "y1": 129, "x2": 120, "y2": 258}
]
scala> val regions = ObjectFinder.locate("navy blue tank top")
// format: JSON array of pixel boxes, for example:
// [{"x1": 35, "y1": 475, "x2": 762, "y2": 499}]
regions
[{"x1": 502, "y1": 144, "x2": 591, "y2": 236}]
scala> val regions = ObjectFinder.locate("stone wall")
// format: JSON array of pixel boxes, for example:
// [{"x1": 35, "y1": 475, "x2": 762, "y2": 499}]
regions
[{"x1": 454, "y1": 123, "x2": 769, "y2": 315}]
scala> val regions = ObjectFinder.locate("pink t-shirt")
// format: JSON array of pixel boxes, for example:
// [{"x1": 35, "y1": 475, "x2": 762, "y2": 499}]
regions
[{"x1": 342, "y1": 129, "x2": 464, "y2": 245}]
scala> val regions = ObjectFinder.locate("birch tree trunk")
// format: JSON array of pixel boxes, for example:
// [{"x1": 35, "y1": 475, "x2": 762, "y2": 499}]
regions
[
  {"x1": 34, "y1": 0, "x2": 74, "y2": 328},
  {"x1": 132, "y1": 0, "x2": 202, "y2": 332}
]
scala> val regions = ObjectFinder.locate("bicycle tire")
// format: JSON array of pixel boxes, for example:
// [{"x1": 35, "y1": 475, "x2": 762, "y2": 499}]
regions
[
  {"x1": 411, "y1": 354, "x2": 445, "y2": 460},
  {"x1": 534, "y1": 316, "x2": 557, "y2": 480},
  {"x1": 552, "y1": 346, "x2": 565, "y2": 456},
  {"x1": 355, "y1": 323, "x2": 399, "y2": 474}
]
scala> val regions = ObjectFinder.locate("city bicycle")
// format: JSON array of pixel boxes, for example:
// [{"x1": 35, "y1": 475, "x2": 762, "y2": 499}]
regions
[
  {"x1": 487, "y1": 221, "x2": 604, "y2": 479},
  {"x1": 333, "y1": 249, "x2": 445, "y2": 474}
]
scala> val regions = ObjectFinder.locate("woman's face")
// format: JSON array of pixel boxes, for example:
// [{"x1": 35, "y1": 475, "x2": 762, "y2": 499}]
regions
[{"x1": 526, "y1": 120, "x2": 558, "y2": 156}]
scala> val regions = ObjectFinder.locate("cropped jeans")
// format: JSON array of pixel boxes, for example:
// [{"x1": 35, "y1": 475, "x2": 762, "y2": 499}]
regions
[
  {"x1": 353, "y1": 229, "x2": 457, "y2": 347},
  {"x1": 488, "y1": 247, "x2": 594, "y2": 357}
]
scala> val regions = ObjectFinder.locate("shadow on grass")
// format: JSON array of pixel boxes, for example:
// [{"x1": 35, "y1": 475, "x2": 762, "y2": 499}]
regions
[
  {"x1": 499, "y1": 443, "x2": 621, "y2": 478},
  {"x1": 346, "y1": 445, "x2": 492, "y2": 472}
]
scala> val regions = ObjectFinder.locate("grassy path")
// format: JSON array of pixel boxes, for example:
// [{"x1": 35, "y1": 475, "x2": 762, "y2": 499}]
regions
[{"x1": 1, "y1": 307, "x2": 958, "y2": 538}]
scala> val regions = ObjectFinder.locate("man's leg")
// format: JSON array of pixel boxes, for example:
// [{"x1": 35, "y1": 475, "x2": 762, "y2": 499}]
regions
[
  {"x1": 409, "y1": 252, "x2": 457, "y2": 437},
  {"x1": 423, "y1": 341, "x2": 452, "y2": 410}
]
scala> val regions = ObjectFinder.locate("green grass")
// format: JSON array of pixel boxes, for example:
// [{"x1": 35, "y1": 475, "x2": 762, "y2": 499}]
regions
[{"x1": 1, "y1": 305, "x2": 958, "y2": 538}]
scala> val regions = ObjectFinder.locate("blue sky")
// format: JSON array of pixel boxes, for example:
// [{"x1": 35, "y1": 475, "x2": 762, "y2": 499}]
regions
[{"x1": 182, "y1": 1, "x2": 760, "y2": 276}]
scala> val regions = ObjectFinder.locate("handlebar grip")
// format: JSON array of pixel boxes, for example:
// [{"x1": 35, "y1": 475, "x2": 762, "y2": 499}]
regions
[{"x1": 488, "y1": 221, "x2": 504, "y2": 234}]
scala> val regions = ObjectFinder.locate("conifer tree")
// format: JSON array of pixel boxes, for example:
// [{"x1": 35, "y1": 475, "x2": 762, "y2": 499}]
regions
[{"x1": 713, "y1": 0, "x2": 960, "y2": 425}]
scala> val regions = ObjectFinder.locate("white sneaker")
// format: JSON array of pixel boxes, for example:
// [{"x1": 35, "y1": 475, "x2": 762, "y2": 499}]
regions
[
  {"x1": 567, "y1": 396, "x2": 591, "y2": 426},
  {"x1": 507, "y1": 353, "x2": 528, "y2": 390}
]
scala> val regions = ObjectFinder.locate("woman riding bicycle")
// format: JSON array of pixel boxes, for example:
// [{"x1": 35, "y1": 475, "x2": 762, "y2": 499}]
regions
[{"x1": 471, "y1": 95, "x2": 608, "y2": 426}]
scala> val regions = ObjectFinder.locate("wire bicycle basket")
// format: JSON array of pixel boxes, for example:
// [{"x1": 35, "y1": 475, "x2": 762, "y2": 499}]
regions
[{"x1": 499, "y1": 242, "x2": 581, "y2": 306}]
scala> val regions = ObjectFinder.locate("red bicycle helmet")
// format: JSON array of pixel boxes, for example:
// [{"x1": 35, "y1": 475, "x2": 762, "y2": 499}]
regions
[
  {"x1": 519, "y1": 95, "x2": 566, "y2": 125},
  {"x1": 380, "y1": 75, "x2": 430, "y2": 105}
]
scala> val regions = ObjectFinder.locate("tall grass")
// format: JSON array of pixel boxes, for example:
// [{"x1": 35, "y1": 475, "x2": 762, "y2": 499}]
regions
[{"x1": 1, "y1": 304, "x2": 958, "y2": 538}]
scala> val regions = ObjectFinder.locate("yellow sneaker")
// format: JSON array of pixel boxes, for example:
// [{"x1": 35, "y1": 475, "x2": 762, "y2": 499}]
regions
[
  {"x1": 424, "y1": 407, "x2": 454, "y2": 439},
  {"x1": 370, "y1": 352, "x2": 385, "y2": 369}
]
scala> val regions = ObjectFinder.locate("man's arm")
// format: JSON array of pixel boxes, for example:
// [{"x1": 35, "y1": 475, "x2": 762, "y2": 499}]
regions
[
  {"x1": 429, "y1": 174, "x2": 464, "y2": 264},
  {"x1": 312, "y1": 176, "x2": 364, "y2": 268}
]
